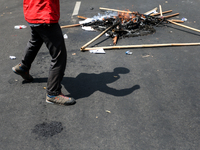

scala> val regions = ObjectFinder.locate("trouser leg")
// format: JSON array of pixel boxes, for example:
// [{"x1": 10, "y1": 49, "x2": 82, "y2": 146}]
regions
[
  {"x1": 21, "y1": 28, "x2": 43, "y2": 70},
  {"x1": 33, "y1": 23, "x2": 67, "y2": 96}
]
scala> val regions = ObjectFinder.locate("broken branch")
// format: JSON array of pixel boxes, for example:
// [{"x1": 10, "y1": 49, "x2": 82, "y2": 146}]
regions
[{"x1": 83, "y1": 43, "x2": 200, "y2": 50}]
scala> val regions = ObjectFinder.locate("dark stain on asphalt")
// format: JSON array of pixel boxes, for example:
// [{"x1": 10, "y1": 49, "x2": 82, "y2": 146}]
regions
[{"x1": 32, "y1": 121, "x2": 63, "y2": 137}]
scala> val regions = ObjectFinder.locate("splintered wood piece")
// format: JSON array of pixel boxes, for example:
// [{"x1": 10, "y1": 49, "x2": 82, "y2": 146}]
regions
[
  {"x1": 113, "y1": 36, "x2": 118, "y2": 45},
  {"x1": 61, "y1": 24, "x2": 80, "y2": 28},
  {"x1": 83, "y1": 43, "x2": 200, "y2": 50},
  {"x1": 77, "y1": 16, "x2": 87, "y2": 19},
  {"x1": 168, "y1": 20, "x2": 200, "y2": 33}
]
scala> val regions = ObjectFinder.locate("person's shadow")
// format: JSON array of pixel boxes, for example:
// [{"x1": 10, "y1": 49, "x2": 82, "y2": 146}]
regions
[
  {"x1": 62, "y1": 67, "x2": 140, "y2": 100},
  {"x1": 31, "y1": 67, "x2": 140, "y2": 100}
]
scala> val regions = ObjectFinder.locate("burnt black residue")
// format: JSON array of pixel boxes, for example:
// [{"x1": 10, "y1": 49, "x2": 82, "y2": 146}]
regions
[{"x1": 32, "y1": 121, "x2": 63, "y2": 138}]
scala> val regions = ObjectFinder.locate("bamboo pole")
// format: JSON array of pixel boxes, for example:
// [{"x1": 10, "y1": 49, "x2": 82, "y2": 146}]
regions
[
  {"x1": 169, "y1": 19, "x2": 184, "y2": 23},
  {"x1": 99, "y1": 7, "x2": 135, "y2": 14},
  {"x1": 168, "y1": 20, "x2": 200, "y2": 33},
  {"x1": 159, "y1": 5, "x2": 163, "y2": 17},
  {"x1": 80, "y1": 25, "x2": 116, "y2": 51},
  {"x1": 150, "y1": 10, "x2": 172, "y2": 16},
  {"x1": 83, "y1": 43, "x2": 200, "y2": 51},
  {"x1": 144, "y1": 7, "x2": 158, "y2": 15},
  {"x1": 61, "y1": 24, "x2": 80, "y2": 29},
  {"x1": 164, "y1": 13, "x2": 179, "y2": 19}
]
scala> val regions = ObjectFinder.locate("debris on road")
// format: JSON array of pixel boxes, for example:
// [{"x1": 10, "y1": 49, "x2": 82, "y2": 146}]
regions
[
  {"x1": 106, "y1": 110, "x2": 111, "y2": 113},
  {"x1": 14, "y1": 25, "x2": 27, "y2": 29},
  {"x1": 126, "y1": 50, "x2": 133, "y2": 55},
  {"x1": 64, "y1": 34, "x2": 68, "y2": 39},
  {"x1": 181, "y1": 17, "x2": 187, "y2": 22},
  {"x1": 90, "y1": 48, "x2": 105, "y2": 54},
  {"x1": 60, "y1": 5, "x2": 200, "y2": 51},
  {"x1": 9, "y1": 56, "x2": 16, "y2": 60}
]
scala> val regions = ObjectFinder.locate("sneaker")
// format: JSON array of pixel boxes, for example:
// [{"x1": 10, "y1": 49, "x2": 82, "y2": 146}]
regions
[
  {"x1": 46, "y1": 93, "x2": 76, "y2": 105},
  {"x1": 12, "y1": 63, "x2": 33, "y2": 82}
]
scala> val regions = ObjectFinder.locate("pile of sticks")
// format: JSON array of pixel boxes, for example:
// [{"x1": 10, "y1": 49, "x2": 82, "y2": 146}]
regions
[{"x1": 61, "y1": 5, "x2": 200, "y2": 51}]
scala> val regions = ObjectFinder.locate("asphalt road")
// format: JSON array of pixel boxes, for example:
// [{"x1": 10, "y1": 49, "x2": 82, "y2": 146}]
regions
[{"x1": 1, "y1": 0, "x2": 200, "y2": 149}]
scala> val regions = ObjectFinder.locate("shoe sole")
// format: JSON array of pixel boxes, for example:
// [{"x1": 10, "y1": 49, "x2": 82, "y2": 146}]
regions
[
  {"x1": 12, "y1": 67, "x2": 33, "y2": 82},
  {"x1": 46, "y1": 99, "x2": 76, "y2": 105},
  {"x1": 12, "y1": 67, "x2": 19, "y2": 75},
  {"x1": 46, "y1": 99, "x2": 55, "y2": 104}
]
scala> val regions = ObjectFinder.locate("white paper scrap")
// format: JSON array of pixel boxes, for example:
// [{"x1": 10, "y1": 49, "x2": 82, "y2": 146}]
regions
[
  {"x1": 82, "y1": 26, "x2": 95, "y2": 31},
  {"x1": 90, "y1": 48, "x2": 105, "y2": 54},
  {"x1": 10, "y1": 56, "x2": 16, "y2": 60},
  {"x1": 63, "y1": 34, "x2": 68, "y2": 39}
]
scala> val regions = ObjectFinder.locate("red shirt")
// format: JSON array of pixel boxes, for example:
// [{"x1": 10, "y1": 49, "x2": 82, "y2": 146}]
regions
[{"x1": 23, "y1": 0, "x2": 60, "y2": 24}]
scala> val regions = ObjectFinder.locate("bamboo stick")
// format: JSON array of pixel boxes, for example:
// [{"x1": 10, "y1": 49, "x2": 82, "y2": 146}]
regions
[
  {"x1": 144, "y1": 7, "x2": 158, "y2": 15},
  {"x1": 61, "y1": 24, "x2": 80, "y2": 29},
  {"x1": 99, "y1": 7, "x2": 135, "y2": 14},
  {"x1": 80, "y1": 25, "x2": 116, "y2": 51},
  {"x1": 169, "y1": 19, "x2": 184, "y2": 23},
  {"x1": 83, "y1": 43, "x2": 200, "y2": 51},
  {"x1": 164, "y1": 13, "x2": 179, "y2": 19},
  {"x1": 168, "y1": 20, "x2": 200, "y2": 33},
  {"x1": 150, "y1": 10, "x2": 172, "y2": 16},
  {"x1": 77, "y1": 16, "x2": 87, "y2": 19},
  {"x1": 159, "y1": 5, "x2": 163, "y2": 17}
]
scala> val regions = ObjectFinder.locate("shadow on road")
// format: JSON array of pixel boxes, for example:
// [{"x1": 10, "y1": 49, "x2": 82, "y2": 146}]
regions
[
  {"x1": 62, "y1": 67, "x2": 140, "y2": 99},
  {"x1": 31, "y1": 67, "x2": 140, "y2": 100}
]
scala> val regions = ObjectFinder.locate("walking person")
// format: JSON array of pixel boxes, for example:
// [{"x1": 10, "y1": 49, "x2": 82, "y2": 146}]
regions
[{"x1": 12, "y1": 0, "x2": 76, "y2": 105}]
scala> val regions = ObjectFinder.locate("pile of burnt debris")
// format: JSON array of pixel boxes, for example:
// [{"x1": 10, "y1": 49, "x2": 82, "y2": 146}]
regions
[
  {"x1": 61, "y1": 6, "x2": 200, "y2": 51},
  {"x1": 82, "y1": 11, "x2": 163, "y2": 41}
]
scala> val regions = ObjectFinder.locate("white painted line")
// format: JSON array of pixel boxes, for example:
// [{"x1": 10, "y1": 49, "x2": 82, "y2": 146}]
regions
[{"x1": 72, "y1": 1, "x2": 81, "y2": 16}]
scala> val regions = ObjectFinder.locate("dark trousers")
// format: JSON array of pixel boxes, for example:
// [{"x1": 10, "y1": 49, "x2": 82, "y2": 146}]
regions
[{"x1": 21, "y1": 23, "x2": 67, "y2": 96}]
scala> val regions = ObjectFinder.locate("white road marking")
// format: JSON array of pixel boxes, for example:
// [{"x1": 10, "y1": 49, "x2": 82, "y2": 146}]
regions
[{"x1": 72, "y1": 1, "x2": 81, "y2": 16}]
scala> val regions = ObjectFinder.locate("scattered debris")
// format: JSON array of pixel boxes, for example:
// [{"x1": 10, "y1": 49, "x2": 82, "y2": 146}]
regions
[
  {"x1": 126, "y1": 50, "x2": 133, "y2": 55},
  {"x1": 9, "y1": 56, "x2": 16, "y2": 60},
  {"x1": 106, "y1": 110, "x2": 111, "y2": 113},
  {"x1": 14, "y1": 25, "x2": 27, "y2": 29},
  {"x1": 181, "y1": 17, "x2": 187, "y2": 22},
  {"x1": 90, "y1": 48, "x2": 105, "y2": 54},
  {"x1": 142, "y1": 54, "x2": 150, "y2": 58},
  {"x1": 63, "y1": 34, "x2": 68, "y2": 39},
  {"x1": 82, "y1": 26, "x2": 95, "y2": 31},
  {"x1": 43, "y1": 87, "x2": 46, "y2": 90},
  {"x1": 72, "y1": 53, "x2": 76, "y2": 55},
  {"x1": 61, "y1": 6, "x2": 200, "y2": 51},
  {"x1": 80, "y1": 11, "x2": 160, "y2": 41}
]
